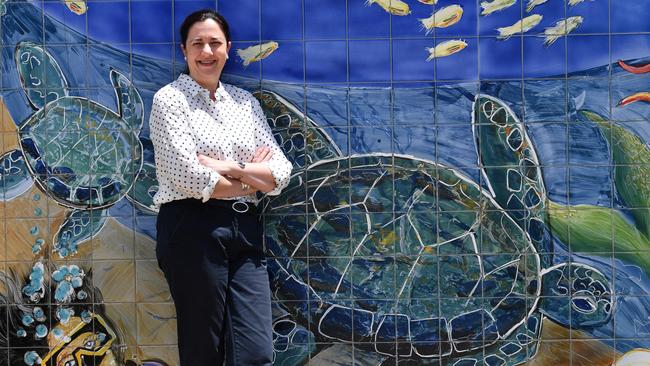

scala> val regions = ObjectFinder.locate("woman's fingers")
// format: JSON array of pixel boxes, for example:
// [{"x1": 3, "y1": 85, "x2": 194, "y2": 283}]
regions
[{"x1": 251, "y1": 147, "x2": 273, "y2": 163}]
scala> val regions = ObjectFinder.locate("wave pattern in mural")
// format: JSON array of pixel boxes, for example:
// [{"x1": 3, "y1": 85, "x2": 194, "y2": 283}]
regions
[{"x1": 1, "y1": 0, "x2": 650, "y2": 365}]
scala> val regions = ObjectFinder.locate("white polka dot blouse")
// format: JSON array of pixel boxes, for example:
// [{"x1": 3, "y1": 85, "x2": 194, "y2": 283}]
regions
[{"x1": 149, "y1": 73, "x2": 293, "y2": 206}]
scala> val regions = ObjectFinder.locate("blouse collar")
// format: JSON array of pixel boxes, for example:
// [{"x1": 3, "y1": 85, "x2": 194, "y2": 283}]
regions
[{"x1": 177, "y1": 73, "x2": 229, "y2": 102}]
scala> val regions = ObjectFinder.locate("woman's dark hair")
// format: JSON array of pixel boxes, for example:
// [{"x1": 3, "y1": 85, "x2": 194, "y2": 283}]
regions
[{"x1": 179, "y1": 9, "x2": 231, "y2": 47}]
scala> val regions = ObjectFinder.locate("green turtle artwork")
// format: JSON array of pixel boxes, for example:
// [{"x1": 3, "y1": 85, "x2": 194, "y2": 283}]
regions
[
  {"x1": 7, "y1": 41, "x2": 158, "y2": 258},
  {"x1": 256, "y1": 90, "x2": 614, "y2": 364}
]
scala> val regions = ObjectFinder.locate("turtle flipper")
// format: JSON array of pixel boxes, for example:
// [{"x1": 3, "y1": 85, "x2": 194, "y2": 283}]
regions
[
  {"x1": 14, "y1": 41, "x2": 68, "y2": 110},
  {"x1": 110, "y1": 68, "x2": 144, "y2": 132},
  {"x1": 445, "y1": 312, "x2": 542, "y2": 366},
  {"x1": 254, "y1": 90, "x2": 341, "y2": 171},
  {"x1": 539, "y1": 263, "x2": 613, "y2": 328},
  {"x1": 473, "y1": 94, "x2": 550, "y2": 264},
  {"x1": 579, "y1": 109, "x2": 650, "y2": 239},
  {"x1": 54, "y1": 209, "x2": 108, "y2": 258},
  {"x1": 127, "y1": 137, "x2": 158, "y2": 213},
  {"x1": 0, "y1": 149, "x2": 33, "y2": 200}
]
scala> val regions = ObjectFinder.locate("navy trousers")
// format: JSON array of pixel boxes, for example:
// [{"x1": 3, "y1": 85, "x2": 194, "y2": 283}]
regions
[{"x1": 156, "y1": 199, "x2": 273, "y2": 366}]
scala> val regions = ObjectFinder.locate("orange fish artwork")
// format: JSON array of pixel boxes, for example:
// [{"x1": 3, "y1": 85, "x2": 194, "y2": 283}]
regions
[
  {"x1": 617, "y1": 92, "x2": 650, "y2": 107},
  {"x1": 62, "y1": 0, "x2": 87, "y2": 15},
  {"x1": 618, "y1": 60, "x2": 650, "y2": 74}
]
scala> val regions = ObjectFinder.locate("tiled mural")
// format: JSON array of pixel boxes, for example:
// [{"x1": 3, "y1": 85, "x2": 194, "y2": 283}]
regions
[{"x1": 0, "y1": 0, "x2": 649, "y2": 365}]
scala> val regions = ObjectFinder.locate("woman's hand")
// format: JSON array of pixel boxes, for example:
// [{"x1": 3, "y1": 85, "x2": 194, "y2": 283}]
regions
[
  {"x1": 197, "y1": 147, "x2": 272, "y2": 176},
  {"x1": 197, "y1": 154, "x2": 237, "y2": 176},
  {"x1": 251, "y1": 146, "x2": 273, "y2": 163}
]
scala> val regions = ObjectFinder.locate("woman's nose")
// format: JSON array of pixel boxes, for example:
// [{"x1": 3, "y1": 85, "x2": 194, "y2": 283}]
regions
[{"x1": 201, "y1": 43, "x2": 213, "y2": 55}]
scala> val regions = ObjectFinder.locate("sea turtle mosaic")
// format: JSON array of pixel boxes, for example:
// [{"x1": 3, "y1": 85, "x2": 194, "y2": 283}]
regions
[
  {"x1": 257, "y1": 90, "x2": 614, "y2": 365},
  {"x1": 7, "y1": 41, "x2": 159, "y2": 257}
]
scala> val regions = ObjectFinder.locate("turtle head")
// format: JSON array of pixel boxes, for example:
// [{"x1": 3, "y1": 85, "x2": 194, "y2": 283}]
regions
[
  {"x1": 109, "y1": 68, "x2": 144, "y2": 132},
  {"x1": 538, "y1": 262, "x2": 613, "y2": 329},
  {"x1": 253, "y1": 90, "x2": 342, "y2": 172},
  {"x1": 14, "y1": 41, "x2": 68, "y2": 111}
]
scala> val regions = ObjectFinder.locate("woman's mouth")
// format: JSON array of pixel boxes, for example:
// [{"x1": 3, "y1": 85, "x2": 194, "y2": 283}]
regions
[{"x1": 197, "y1": 60, "x2": 216, "y2": 67}]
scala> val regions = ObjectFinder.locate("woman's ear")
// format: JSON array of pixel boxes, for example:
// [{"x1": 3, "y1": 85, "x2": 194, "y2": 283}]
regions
[{"x1": 180, "y1": 43, "x2": 187, "y2": 59}]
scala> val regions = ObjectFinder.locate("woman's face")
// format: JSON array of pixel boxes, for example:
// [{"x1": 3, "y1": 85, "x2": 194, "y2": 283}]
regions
[{"x1": 182, "y1": 18, "x2": 231, "y2": 90}]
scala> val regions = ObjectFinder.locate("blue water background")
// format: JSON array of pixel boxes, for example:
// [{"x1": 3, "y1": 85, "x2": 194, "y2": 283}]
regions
[{"x1": 2, "y1": 1, "x2": 650, "y2": 352}]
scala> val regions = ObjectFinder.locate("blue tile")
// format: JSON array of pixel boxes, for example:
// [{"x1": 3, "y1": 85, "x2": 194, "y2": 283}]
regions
[
  {"x1": 390, "y1": 2, "x2": 432, "y2": 38},
  {"x1": 262, "y1": 0, "x2": 302, "y2": 40},
  {"x1": 568, "y1": 78, "x2": 610, "y2": 120},
  {"x1": 394, "y1": 126, "x2": 437, "y2": 159},
  {"x1": 88, "y1": 43, "x2": 129, "y2": 88},
  {"x1": 88, "y1": 2, "x2": 129, "y2": 44},
  {"x1": 437, "y1": 81, "x2": 478, "y2": 124},
  {"x1": 306, "y1": 85, "x2": 348, "y2": 127},
  {"x1": 435, "y1": 38, "x2": 478, "y2": 81},
  {"x1": 349, "y1": 40, "x2": 390, "y2": 83},
  {"x1": 304, "y1": 0, "x2": 346, "y2": 40},
  {"x1": 320, "y1": 127, "x2": 349, "y2": 156},
  {"x1": 43, "y1": 1, "x2": 87, "y2": 31},
  {"x1": 46, "y1": 44, "x2": 89, "y2": 88},
  {"x1": 218, "y1": 0, "x2": 260, "y2": 41},
  {"x1": 174, "y1": 1, "x2": 218, "y2": 43},
  {"x1": 349, "y1": 87, "x2": 391, "y2": 126},
  {"x1": 305, "y1": 41, "x2": 347, "y2": 83},
  {"x1": 479, "y1": 37, "x2": 522, "y2": 80},
  {"x1": 393, "y1": 85, "x2": 434, "y2": 126},
  {"x1": 349, "y1": 126, "x2": 393, "y2": 155},
  {"x1": 568, "y1": 165, "x2": 612, "y2": 206},
  {"x1": 392, "y1": 39, "x2": 435, "y2": 82},
  {"x1": 348, "y1": 0, "x2": 389, "y2": 39},
  {"x1": 612, "y1": 0, "x2": 650, "y2": 33},
  {"x1": 132, "y1": 43, "x2": 174, "y2": 61},
  {"x1": 523, "y1": 35, "x2": 566, "y2": 79},
  {"x1": 568, "y1": 35, "x2": 609, "y2": 77},
  {"x1": 43, "y1": 1, "x2": 87, "y2": 43},
  {"x1": 436, "y1": 124, "x2": 479, "y2": 169},
  {"x1": 523, "y1": 80, "x2": 567, "y2": 122},
  {"x1": 611, "y1": 35, "x2": 650, "y2": 72},
  {"x1": 261, "y1": 41, "x2": 304, "y2": 83},
  {"x1": 567, "y1": 0, "x2": 608, "y2": 34},
  {"x1": 131, "y1": 1, "x2": 173, "y2": 43},
  {"x1": 526, "y1": 122, "x2": 568, "y2": 166}
]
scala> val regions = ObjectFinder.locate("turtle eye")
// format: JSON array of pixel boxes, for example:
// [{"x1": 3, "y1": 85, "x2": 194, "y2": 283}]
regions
[{"x1": 83, "y1": 339, "x2": 96, "y2": 349}]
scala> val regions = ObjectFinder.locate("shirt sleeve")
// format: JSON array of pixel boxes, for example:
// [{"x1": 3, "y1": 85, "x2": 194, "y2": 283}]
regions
[
  {"x1": 250, "y1": 96, "x2": 293, "y2": 196},
  {"x1": 149, "y1": 91, "x2": 220, "y2": 202}
]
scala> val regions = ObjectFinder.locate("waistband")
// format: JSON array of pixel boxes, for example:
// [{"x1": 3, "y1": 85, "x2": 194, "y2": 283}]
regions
[{"x1": 162, "y1": 198, "x2": 259, "y2": 215}]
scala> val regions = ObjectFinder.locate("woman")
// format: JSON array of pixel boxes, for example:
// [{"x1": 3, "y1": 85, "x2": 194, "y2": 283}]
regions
[{"x1": 148, "y1": 9, "x2": 292, "y2": 366}]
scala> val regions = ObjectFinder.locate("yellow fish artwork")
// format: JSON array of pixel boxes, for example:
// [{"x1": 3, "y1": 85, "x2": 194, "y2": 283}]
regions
[
  {"x1": 236, "y1": 41, "x2": 279, "y2": 67},
  {"x1": 568, "y1": 0, "x2": 587, "y2": 6},
  {"x1": 418, "y1": 0, "x2": 438, "y2": 4},
  {"x1": 526, "y1": 0, "x2": 548, "y2": 12},
  {"x1": 420, "y1": 5, "x2": 464, "y2": 34},
  {"x1": 365, "y1": 0, "x2": 411, "y2": 16},
  {"x1": 544, "y1": 16, "x2": 583, "y2": 46},
  {"x1": 481, "y1": 0, "x2": 517, "y2": 16},
  {"x1": 497, "y1": 14, "x2": 543, "y2": 39},
  {"x1": 63, "y1": 0, "x2": 86, "y2": 15},
  {"x1": 426, "y1": 39, "x2": 467, "y2": 60},
  {"x1": 612, "y1": 349, "x2": 650, "y2": 366}
]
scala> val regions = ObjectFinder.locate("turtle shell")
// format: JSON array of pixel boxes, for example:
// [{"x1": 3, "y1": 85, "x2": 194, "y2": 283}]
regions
[
  {"x1": 265, "y1": 154, "x2": 542, "y2": 358},
  {"x1": 19, "y1": 97, "x2": 142, "y2": 208}
]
